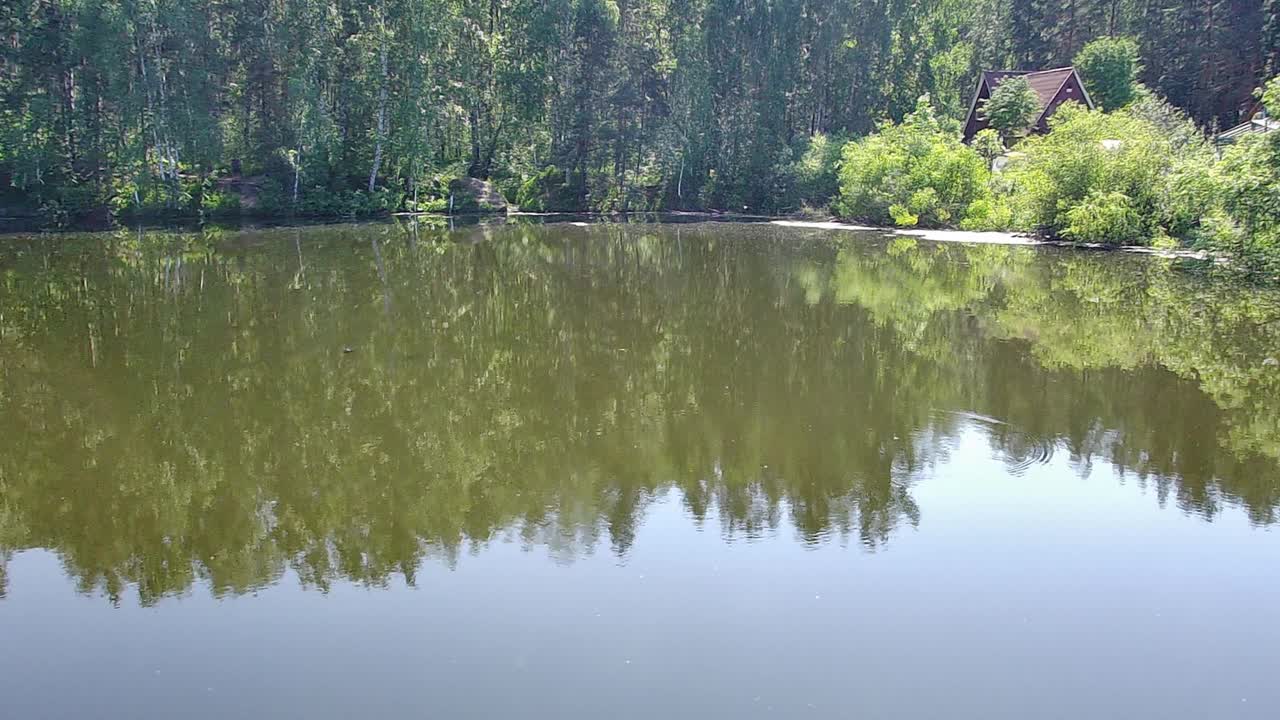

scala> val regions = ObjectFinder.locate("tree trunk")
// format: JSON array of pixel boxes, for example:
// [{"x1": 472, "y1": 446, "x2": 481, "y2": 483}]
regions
[{"x1": 369, "y1": 42, "x2": 389, "y2": 193}]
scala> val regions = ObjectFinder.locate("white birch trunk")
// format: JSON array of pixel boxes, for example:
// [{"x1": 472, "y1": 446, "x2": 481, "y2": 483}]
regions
[{"x1": 368, "y1": 43, "x2": 389, "y2": 193}]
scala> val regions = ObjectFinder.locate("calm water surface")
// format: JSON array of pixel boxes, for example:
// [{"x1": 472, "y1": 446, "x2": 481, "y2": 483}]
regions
[{"x1": 1, "y1": 221, "x2": 1278, "y2": 719}]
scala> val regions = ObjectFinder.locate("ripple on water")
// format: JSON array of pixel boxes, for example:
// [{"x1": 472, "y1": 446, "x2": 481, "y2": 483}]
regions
[{"x1": 932, "y1": 409, "x2": 1057, "y2": 476}]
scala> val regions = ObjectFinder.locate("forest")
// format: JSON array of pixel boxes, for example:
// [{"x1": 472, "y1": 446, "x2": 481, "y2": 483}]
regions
[{"x1": 2, "y1": 1, "x2": 1280, "y2": 269}]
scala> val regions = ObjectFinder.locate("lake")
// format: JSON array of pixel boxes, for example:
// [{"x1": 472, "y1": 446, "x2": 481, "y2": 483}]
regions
[{"x1": 1, "y1": 220, "x2": 1278, "y2": 719}]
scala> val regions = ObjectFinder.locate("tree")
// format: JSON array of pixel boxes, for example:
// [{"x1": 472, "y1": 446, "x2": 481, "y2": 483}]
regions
[
  {"x1": 0, "y1": 0, "x2": 1275, "y2": 222},
  {"x1": 1075, "y1": 36, "x2": 1139, "y2": 111},
  {"x1": 982, "y1": 76, "x2": 1041, "y2": 137},
  {"x1": 1265, "y1": 0, "x2": 1280, "y2": 75}
]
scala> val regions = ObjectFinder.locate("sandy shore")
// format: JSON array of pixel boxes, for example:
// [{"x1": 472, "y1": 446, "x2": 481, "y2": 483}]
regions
[{"x1": 769, "y1": 219, "x2": 1217, "y2": 261}]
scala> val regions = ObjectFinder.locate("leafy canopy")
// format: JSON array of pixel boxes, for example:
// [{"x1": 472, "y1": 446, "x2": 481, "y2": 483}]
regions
[
  {"x1": 1075, "y1": 37, "x2": 1141, "y2": 111},
  {"x1": 1262, "y1": 75, "x2": 1280, "y2": 116},
  {"x1": 982, "y1": 76, "x2": 1041, "y2": 136}
]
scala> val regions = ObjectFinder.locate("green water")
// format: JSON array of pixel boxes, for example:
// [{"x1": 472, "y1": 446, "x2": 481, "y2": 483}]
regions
[{"x1": 1, "y1": 220, "x2": 1278, "y2": 718}]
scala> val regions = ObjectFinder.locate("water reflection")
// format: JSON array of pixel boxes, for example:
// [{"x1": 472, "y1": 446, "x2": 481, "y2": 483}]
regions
[{"x1": 1, "y1": 221, "x2": 1278, "y2": 603}]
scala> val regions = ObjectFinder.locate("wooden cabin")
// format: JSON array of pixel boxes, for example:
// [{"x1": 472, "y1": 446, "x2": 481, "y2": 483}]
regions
[{"x1": 963, "y1": 67, "x2": 1093, "y2": 142}]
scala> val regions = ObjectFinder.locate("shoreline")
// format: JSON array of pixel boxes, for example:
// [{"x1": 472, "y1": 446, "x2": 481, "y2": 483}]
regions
[
  {"x1": 0, "y1": 211, "x2": 1226, "y2": 264},
  {"x1": 768, "y1": 219, "x2": 1220, "y2": 261}
]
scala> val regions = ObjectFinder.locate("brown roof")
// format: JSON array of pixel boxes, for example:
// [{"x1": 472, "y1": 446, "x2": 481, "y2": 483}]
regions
[
  {"x1": 983, "y1": 67, "x2": 1078, "y2": 119},
  {"x1": 963, "y1": 66, "x2": 1093, "y2": 141}
]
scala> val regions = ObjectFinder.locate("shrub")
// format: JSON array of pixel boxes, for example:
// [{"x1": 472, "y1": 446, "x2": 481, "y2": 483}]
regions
[
  {"x1": 1062, "y1": 190, "x2": 1145, "y2": 244},
  {"x1": 971, "y1": 129, "x2": 1005, "y2": 166},
  {"x1": 837, "y1": 96, "x2": 992, "y2": 227},
  {"x1": 1161, "y1": 155, "x2": 1218, "y2": 238},
  {"x1": 958, "y1": 197, "x2": 1014, "y2": 231},
  {"x1": 1124, "y1": 85, "x2": 1208, "y2": 154},
  {"x1": 1263, "y1": 75, "x2": 1280, "y2": 116},
  {"x1": 1003, "y1": 102, "x2": 1175, "y2": 238},
  {"x1": 1210, "y1": 131, "x2": 1280, "y2": 275},
  {"x1": 889, "y1": 204, "x2": 919, "y2": 227},
  {"x1": 201, "y1": 190, "x2": 241, "y2": 217}
]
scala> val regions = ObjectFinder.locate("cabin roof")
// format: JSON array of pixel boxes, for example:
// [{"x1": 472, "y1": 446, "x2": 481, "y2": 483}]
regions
[{"x1": 964, "y1": 67, "x2": 1093, "y2": 140}]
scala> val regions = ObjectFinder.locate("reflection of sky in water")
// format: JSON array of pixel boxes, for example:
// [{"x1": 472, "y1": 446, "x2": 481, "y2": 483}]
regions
[{"x1": 3, "y1": 425, "x2": 1276, "y2": 720}]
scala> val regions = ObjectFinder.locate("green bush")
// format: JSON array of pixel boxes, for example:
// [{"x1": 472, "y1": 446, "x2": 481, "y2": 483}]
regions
[
  {"x1": 958, "y1": 196, "x2": 1014, "y2": 231},
  {"x1": 201, "y1": 190, "x2": 241, "y2": 217},
  {"x1": 971, "y1": 128, "x2": 1005, "y2": 166},
  {"x1": 254, "y1": 177, "x2": 288, "y2": 215},
  {"x1": 292, "y1": 186, "x2": 401, "y2": 217},
  {"x1": 1003, "y1": 102, "x2": 1178, "y2": 238},
  {"x1": 1209, "y1": 131, "x2": 1280, "y2": 275},
  {"x1": 837, "y1": 96, "x2": 992, "y2": 227},
  {"x1": 1062, "y1": 190, "x2": 1145, "y2": 244},
  {"x1": 1125, "y1": 85, "x2": 1207, "y2": 154}
]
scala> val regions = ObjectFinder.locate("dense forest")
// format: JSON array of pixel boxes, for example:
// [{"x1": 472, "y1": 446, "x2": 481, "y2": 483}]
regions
[{"x1": 2, "y1": 0, "x2": 1278, "y2": 224}]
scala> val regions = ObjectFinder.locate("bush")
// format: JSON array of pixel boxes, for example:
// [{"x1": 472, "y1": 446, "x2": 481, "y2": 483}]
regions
[
  {"x1": 1003, "y1": 102, "x2": 1178, "y2": 238},
  {"x1": 201, "y1": 190, "x2": 241, "y2": 217},
  {"x1": 293, "y1": 186, "x2": 402, "y2": 217},
  {"x1": 254, "y1": 177, "x2": 288, "y2": 215},
  {"x1": 837, "y1": 96, "x2": 992, "y2": 227},
  {"x1": 1124, "y1": 85, "x2": 1207, "y2": 154},
  {"x1": 1062, "y1": 190, "x2": 1145, "y2": 244},
  {"x1": 958, "y1": 197, "x2": 1014, "y2": 231},
  {"x1": 1210, "y1": 131, "x2": 1280, "y2": 275},
  {"x1": 971, "y1": 129, "x2": 1005, "y2": 166}
]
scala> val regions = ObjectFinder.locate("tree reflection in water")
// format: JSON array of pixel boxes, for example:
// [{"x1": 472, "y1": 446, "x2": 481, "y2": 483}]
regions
[{"x1": 1, "y1": 221, "x2": 1277, "y2": 604}]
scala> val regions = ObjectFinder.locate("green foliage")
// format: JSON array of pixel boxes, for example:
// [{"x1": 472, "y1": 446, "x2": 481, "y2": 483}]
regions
[
  {"x1": 1124, "y1": 86, "x2": 1209, "y2": 154},
  {"x1": 1262, "y1": 75, "x2": 1280, "y2": 115},
  {"x1": 981, "y1": 77, "x2": 1040, "y2": 137},
  {"x1": 837, "y1": 98, "x2": 992, "y2": 227},
  {"x1": 790, "y1": 133, "x2": 846, "y2": 207},
  {"x1": 0, "y1": 0, "x2": 1273, "y2": 223},
  {"x1": 971, "y1": 129, "x2": 1005, "y2": 165},
  {"x1": 1062, "y1": 190, "x2": 1145, "y2": 244},
  {"x1": 1003, "y1": 103, "x2": 1179, "y2": 238},
  {"x1": 1075, "y1": 37, "x2": 1140, "y2": 111},
  {"x1": 889, "y1": 204, "x2": 920, "y2": 227},
  {"x1": 1209, "y1": 132, "x2": 1280, "y2": 276},
  {"x1": 294, "y1": 188, "x2": 402, "y2": 217},
  {"x1": 957, "y1": 197, "x2": 1014, "y2": 231},
  {"x1": 200, "y1": 191, "x2": 241, "y2": 217}
]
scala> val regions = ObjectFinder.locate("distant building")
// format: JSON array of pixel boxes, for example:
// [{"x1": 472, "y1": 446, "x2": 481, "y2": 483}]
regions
[
  {"x1": 1216, "y1": 101, "x2": 1278, "y2": 146},
  {"x1": 963, "y1": 67, "x2": 1094, "y2": 142}
]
